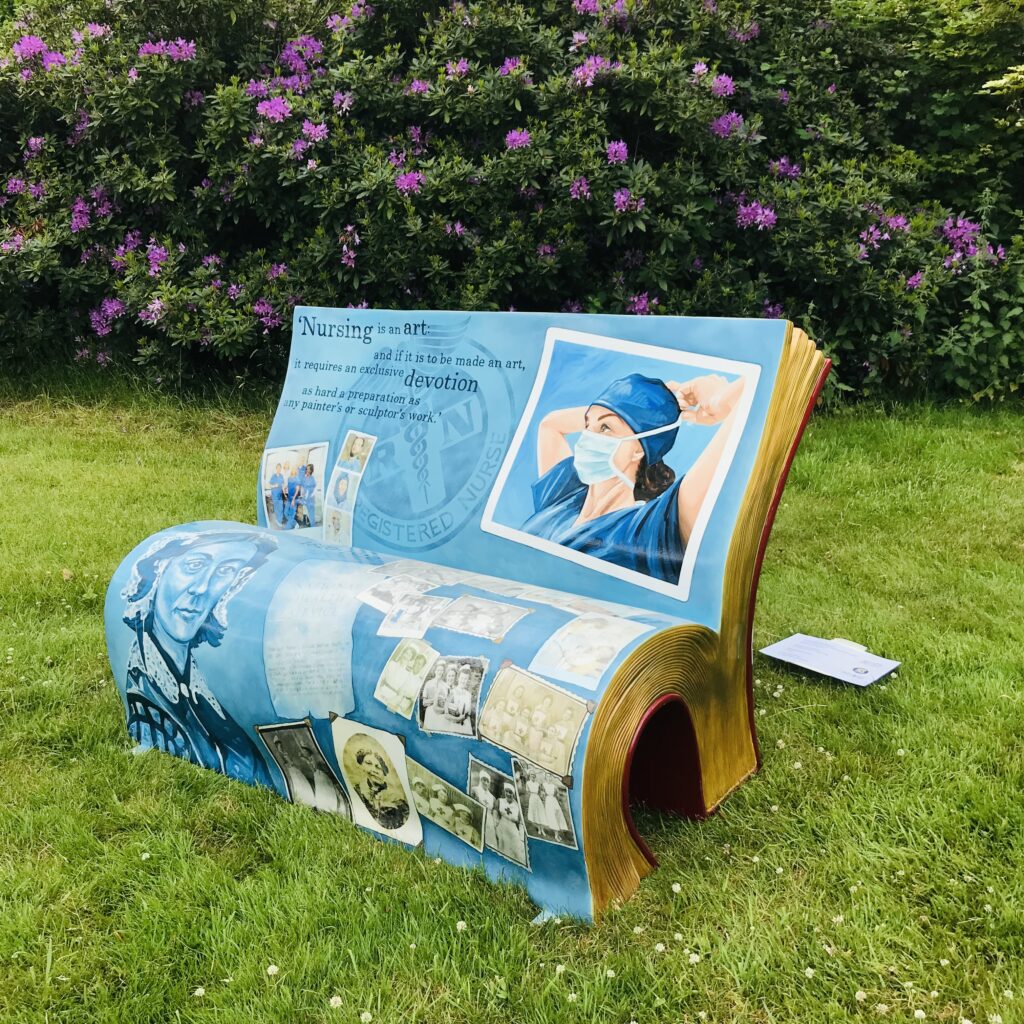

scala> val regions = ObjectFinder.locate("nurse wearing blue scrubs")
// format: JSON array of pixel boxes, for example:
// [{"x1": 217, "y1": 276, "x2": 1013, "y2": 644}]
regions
[
  {"x1": 284, "y1": 463, "x2": 302, "y2": 529},
  {"x1": 337, "y1": 435, "x2": 368, "y2": 474},
  {"x1": 523, "y1": 372, "x2": 747, "y2": 584},
  {"x1": 268, "y1": 463, "x2": 285, "y2": 525},
  {"x1": 300, "y1": 463, "x2": 317, "y2": 527}
]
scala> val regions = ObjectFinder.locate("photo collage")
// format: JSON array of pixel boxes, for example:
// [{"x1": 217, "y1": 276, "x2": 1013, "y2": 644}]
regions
[{"x1": 323, "y1": 429, "x2": 377, "y2": 547}]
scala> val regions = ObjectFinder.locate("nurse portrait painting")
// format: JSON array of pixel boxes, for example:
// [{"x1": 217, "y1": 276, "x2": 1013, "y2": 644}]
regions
[
  {"x1": 484, "y1": 330, "x2": 757, "y2": 592},
  {"x1": 120, "y1": 530, "x2": 278, "y2": 786}
]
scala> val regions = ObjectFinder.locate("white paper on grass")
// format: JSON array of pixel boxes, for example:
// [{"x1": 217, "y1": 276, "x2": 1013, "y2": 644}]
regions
[
  {"x1": 262, "y1": 558, "x2": 381, "y2": 718},
  {"x1": 759, "y1": 633, "x2": 899, "y2": 687}
]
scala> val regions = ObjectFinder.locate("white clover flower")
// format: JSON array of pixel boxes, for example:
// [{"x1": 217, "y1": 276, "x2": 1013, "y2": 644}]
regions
[
  {"x1": 833, "y1": 914, "x2": 845, "y2": 924},
  {"x1": 940, "y1": 959, "x2": 950, "y2": 967},
  {"x1": 193, "y1": 987, "x2": 205, "y2": 997},
  {"x1": 554, "y1": 917, "x2": 563, "y2": 925},
  {"x1": 842, "y1": 774, "x2": 852, "y2": 782},
  {"x1": 266, "y1": 965, "x2": 279, "y2": 976},
  {"x1": 567, "y1": 992, "x2": 577, "y2": 1002},
  {"x1": 633, "y1": 925, "x2": 645, "y2": 934},
  {"x1": 456, "y1": 921, "x2": 467, "y2": 932},
  {"x1": 856, "y1": 991, "x2": 867, "y2": 1002},
  {"x1": 140, "y1": 852, "x2": 151, "y2": 861},
  {"x1": 555, "y1": 964, "x2": 565, "y2": 975},
  {"x1": 751, "y1": 856, "x2": 760, "y2": 863},
  {"x1": 759, "y1": 708, "x2": 767, "y2": 716},
  {"x1": 984, "y1": 904, "x2": 993, "y2": 913},
  {"x1": 674, "y1": 933, "x2": 683, "y2": 941},
  {"x1": 689, "y1": 953, "x2": 701, "y2": 964},
  {"x1": 989, "y1": 1016, "x2": 1003, "y2": 1024},
  {"x1": 606, "y1": 968, "x2": 616, "y2": 978},
  {"x1": 360, "y1": 1013, "x2": 373, "y2": 1024},
  {"x1": 805, "y1": 967, "x2": 815, "y2": 978},
  {"x1": 655, "y1": 943, "x2": 666, "y2": 953},
  {"x1": 329, "y1": 995, "x2": 342, "y2": 1009},
  {"x1": 914, "y1": 1011, "x2": 926, "y2": 1020},
  {"x1": 671, "y1": 882, "x2": 681, "y2": 894},
  {"x1": 876, "y1": 1004, "x2": 889, "y2": 1015},
  {"x1": 793, "y1": 761, "x2": 802, "y2": 770},
  {"x1": 960, "y1": 1018, "x2": 974, "y2": 1024},
  {"x1": 896, "y1": 749, "x2": 905, "y2": 757},
  {"x1": 930, "y1": 991, "x2": 938, "y2": 998},
  {"x1": 776, "y1": 867, "x2": 783, "y2": 875},
  {"x1": 904, "y1": 982, "x2": 914, "y2": 990},
  {"x1": 1003, "y1": 990, "x2": 1014, "y2": 999},
  {"x1": 770, "y1": 804, "x2": 779, "y2": 813},
  {"x1": 409, "y1": 943, "x2": 416, "y2": 950},
  {"x1": 776, "y1": 739, "x2": 786, "y2": 749}
]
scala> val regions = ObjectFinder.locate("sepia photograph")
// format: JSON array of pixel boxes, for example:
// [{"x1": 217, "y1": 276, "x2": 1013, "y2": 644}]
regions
[
  {"x1": 331, "y1": 718, "x2": 422, "y2": 846},
  {"x1": 358, "y1": 574, "x2": 434, "y2": 615},
  {"x1": 528, "y1": 612, "x2": 654, "y2": 689},
  {"x1": 478, "y1": 665, "x2": 590, "y2": 777},
  {"x1": 373, "y1": 638, "x2": 440, "y2": 719},
  {"x1": 406, "y1": 758, "x2": 485, "y2": 852}
]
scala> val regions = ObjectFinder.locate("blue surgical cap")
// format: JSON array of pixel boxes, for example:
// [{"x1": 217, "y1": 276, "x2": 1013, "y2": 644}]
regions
[{"x1": 589, "y1": 373, "x2": 680, "y2": 466}]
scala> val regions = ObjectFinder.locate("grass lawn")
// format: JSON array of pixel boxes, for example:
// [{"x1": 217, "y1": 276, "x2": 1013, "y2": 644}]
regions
[{"x1": 0, "y1": 381, "x2": 1022, "y2": 1024}]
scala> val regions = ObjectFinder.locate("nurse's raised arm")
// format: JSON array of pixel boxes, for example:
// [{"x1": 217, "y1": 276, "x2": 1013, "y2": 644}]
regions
[{"x1": 537, "y1": 406, "x2": 588, "y2": 477}]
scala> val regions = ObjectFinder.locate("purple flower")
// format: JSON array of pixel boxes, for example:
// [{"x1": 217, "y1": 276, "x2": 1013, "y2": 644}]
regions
[
  {"x1": 572, "y1": 54, "x2": 617, "y2": 88},
  {"x1": 245, "y1": 79, "x2": 270, "y2": 97},
  {"x1": 267, "y1": 262, "x2": 288, "y2": 279},
  {"x1": 562, "y1": 299, "x2": 583, "y2": 313},
  {"x1": 882, "y1": 214, "x2": 910, "y2": 233},
  {"x1": 138, "y1": 38, "x2": 196, "y2": 61},
  {"x1": 905, "y1": 271, "x2": 924, "y2": 291},
  {"x1": 29, "y1": 181, "x2": 46, "y2": 200},
  {"x1": 89, "y1": 297, "x2": 126, "y2": 336},
  {"x1": 23, "y1": 136, "x2": 45, "y2": 161},
  {"x1": 569, "y1": 176, "x2": 591, "y2": 200},
  {"x1": 445, "y1": 58, "x2": 470, "y2": 79},
  {"x1": 5, "y1": 177, "x2": 25, "y2": 195},
  {"x1": 762, "y1": 299, "x2": 784, "y2": 318},
  {"x1": 406, "y1": 78, "x2": 431, "y2": 95},
  {"x1": 247, "y1": 133, "x2": 264, "y2": 147},
  {"x1": 70, "y1": 196, "x2": 91, "y2": 233},
  {"x1": 138, "y1": 298, "x2": 165, "y2": 324},
  {"x1": 505, "y1": 128, "x2": 531, "y2": 150},
  {"x1": 710, "y1": 111, "x2": 744, "y2": 138},
  {"x1": 827, "y1": 82, "x2": 837, "y2": 94},
  {"x1": 499, "y1": 57, "x2": 521, "y2": 76},
  {"x1": 692, "y1": 61, "x2": 709, "y2": 77},
  {"x1": 769, "y1": 156, "x2": 801, "y2": 179},
  {"x1": 95, "y1": 351, "x2": 112, "y2": 367},
  {"x1": 13, "y1": 35, "x2": 48, "y2": 62},
  {"x1": 146, "y1": 243, "x2": 169, "y2": 276},
  {"x1": 41, "y1": 51, "x2": 66, "y2": 71},
  {"x1": 184, "y1": 90, "x2": 205, "y2": 108},
  {"x1": 388, "y1": 149, "x2": 406, "y2": 168},
  {"x1": 301, "y1": 119, "x2": 329, "y2": 143},
  {"x1": 570, "y1": 32, "x2": 589, "y2": 51},
  {"x1": 728, "y1": 21, "x2": 760, "y2": 42},
  {"x1": 777, "y1": 88, "x2": 791, "y2": 105},
  {"x1": 256, "y1": 96, "x2": 292, "y2": 121},
  {"x1": 627, "y1": 292, "x2": 658, "y2": 315},
  {"x1": 573, "y1": 0, "x2": 599, "y2": 12},
  {"x1": 75, "y1": 347, "x2": 92, "y2": 361},
  {"x1": 736, "y1": 201, "x2": 777, "y2": 230},
  {"x1": 613, "y1": 188, "x2": 645, "y2": 214},
  {"x1": 395, "y1": 170, "x2": 425, "y2": 194},
  {"x1": 127, "y1": 67, "x2": 138, "y2": 81},
  {"x1": 279, "y1": 35, "x2": 322, "y2": 74},
  {"x1": 710, "y1": 74, "x2": 735, "y2": 97},
  {"x1": 227, "y1": 283, "x2": 244, "y2": 300},
  {"x1": 445, "y1": 221, "x2": 465, "y2": 237},
  {"x1": 537, "y1": 243, "x2": 557, "y2": 258},
  {"x1": 606, "y1": 140, "x2": 628, "y2": 164}
]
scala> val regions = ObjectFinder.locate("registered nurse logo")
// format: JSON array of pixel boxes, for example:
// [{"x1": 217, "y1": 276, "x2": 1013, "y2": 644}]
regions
[{"x1": 356, "y1": 318, "x2": 517, "y2": 552}]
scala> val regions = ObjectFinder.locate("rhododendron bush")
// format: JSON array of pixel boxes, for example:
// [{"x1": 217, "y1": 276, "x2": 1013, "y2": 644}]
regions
[{"x1": 1, "y1": 0, "x2": 1023, "y2": 397}]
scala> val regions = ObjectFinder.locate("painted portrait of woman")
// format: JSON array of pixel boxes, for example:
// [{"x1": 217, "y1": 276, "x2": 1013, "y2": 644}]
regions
[
  {"x1": 522, "y1": 371, "x2": 748, "y2": 584},
  {"x1": 120, "y1": 530, "x2": 277, "y2": 786}
]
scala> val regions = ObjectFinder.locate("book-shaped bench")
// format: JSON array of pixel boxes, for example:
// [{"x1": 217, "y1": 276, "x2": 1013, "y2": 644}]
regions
[{"x1": 105, "y1": 309, "x2": 828, "y2": 921}]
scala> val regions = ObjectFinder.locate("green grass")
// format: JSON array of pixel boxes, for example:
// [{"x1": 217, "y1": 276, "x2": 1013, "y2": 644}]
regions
[{"x1": 1, "y1": 382, "x2": 1022, "y2": 1024}]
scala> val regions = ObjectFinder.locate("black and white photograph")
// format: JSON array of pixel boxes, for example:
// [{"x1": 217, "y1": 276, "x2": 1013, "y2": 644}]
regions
[
  {"x1": 257, "y1": 720, "x2": 352, "y2": 819},
  {"x1": 406, "y1": 757, "x2": 485, "y2": 851},
  {"x1": 376, "y1": 593, "x2": 451, "y2": 639},
  {"x1": 512, "y1": 757, "x2": 577, "y2": 849},
  {"x1": 369, "y1": 559, "x2": 475, "y2": 589},
  {"x1": 322, "y1": 506, "x2": 353, "y2": 548},
  {"x1": 331, "y1": 718, "x2": 422, "y2": 846},
  {"x1": 467, "y1": 757, "x2": 530, "y2": 869},
  {"x1": 374, "y1": 638, "x2": 439, "y2": 719},
  {"x1": 416, "y1": 654, "x2": 488, "y2": 737},
  {"x1": 478, "y1": 665, "x2": 590, "y2": 777},
  {"x1": 358, "y1": 574, "x2": 433, "y2": 615},
  {"x1": 431, "y1": 595, "x2": 533, "y2": 643}
]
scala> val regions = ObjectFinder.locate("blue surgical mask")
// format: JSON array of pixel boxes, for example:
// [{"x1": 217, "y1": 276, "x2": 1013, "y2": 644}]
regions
[{"x1": 572, "y1": 417, "x2": 686, "y2": 487}]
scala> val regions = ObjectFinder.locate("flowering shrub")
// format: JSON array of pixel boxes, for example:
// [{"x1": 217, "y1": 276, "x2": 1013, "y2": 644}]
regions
[{"x1": 1, "y1": 0, "x2": 1023, "y2": 397}]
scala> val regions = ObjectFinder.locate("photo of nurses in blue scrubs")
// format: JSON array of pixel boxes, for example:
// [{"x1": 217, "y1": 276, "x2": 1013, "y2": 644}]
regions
[
  {"x1": 485, "y1": 333, "x2": 754, "y2": 590},
  {"x1": 260, "y1": 443, "x2": 329, "y2": 531}
]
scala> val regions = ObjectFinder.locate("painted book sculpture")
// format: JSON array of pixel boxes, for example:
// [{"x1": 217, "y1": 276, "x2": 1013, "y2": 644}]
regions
[{"x1": 105, "y1": 309, "x2": 829, "y2": 921}]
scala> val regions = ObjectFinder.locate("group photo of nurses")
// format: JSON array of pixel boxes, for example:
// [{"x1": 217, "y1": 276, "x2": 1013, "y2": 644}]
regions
[{"x1": 261, "y1": 442, "x2": 330, "y2": 531}]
